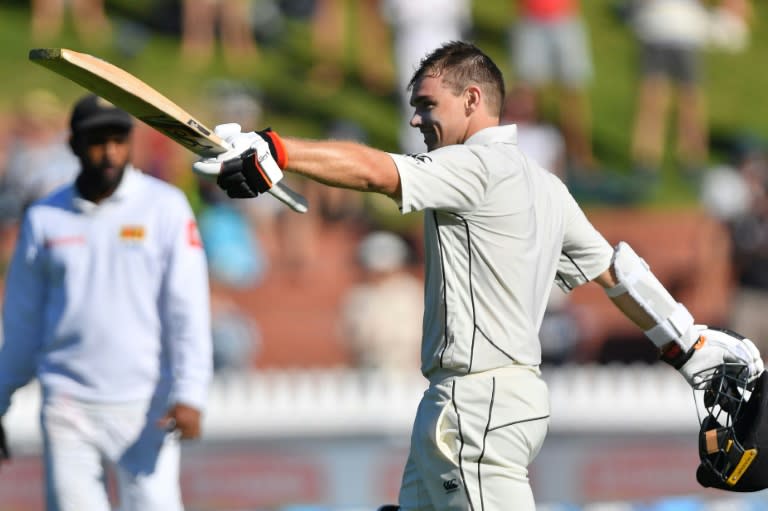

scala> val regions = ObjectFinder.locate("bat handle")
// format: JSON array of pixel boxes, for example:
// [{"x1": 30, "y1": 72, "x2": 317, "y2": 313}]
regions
[{"x1": 269, "y1": 182, "x2": 309, "y2": 214}]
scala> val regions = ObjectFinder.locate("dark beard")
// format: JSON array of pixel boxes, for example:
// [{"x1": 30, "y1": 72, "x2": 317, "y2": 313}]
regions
[{"x1": 76, "y1": 164, "x2": 126, "y2": 203}]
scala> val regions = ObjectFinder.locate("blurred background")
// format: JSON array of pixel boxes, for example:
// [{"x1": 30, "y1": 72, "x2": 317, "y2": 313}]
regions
[{"x1": 1, "y1": 0, "x2": 768, "y2": 509}]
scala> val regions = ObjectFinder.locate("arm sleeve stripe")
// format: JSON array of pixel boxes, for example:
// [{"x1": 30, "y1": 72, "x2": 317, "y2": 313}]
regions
[{"x1": 561, "y1": 250, "x2": 590, "y2": 281}]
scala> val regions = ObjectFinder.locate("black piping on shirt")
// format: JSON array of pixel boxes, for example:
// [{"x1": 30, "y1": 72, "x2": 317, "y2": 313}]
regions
[
  {"x1": 435, "y1": 212, "x2": 478, "y2": 372},
  {"x1": 487, "y1": 414, "x2": 551, "y2": 432},
  {"x1": 475, "y1": 326, "x2": 515, "y2": 361},
  {"x1": 435, "y1": 210, "x2": 450, "y2": 368},
  {"x1": 557, "y1": 250, "x2": 591, "y2": 291}
]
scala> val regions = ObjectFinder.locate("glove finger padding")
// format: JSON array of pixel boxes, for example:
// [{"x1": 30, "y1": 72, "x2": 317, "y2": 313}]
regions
[
  {"x1": 677, "y1": 327, "x2": 764, "y2": 387},
  {"x1": 240, "y1": 147, "x2": 280, "y2": 194},
  {"x1": 225, "y1": 182, "x2": 258, "y2": 199},
  {"x1": 217, "y1": 161, "x2": 257, "y2": 198},
  {"x1": 709, "y1": 331, "x2": 764, "y2": 384}
]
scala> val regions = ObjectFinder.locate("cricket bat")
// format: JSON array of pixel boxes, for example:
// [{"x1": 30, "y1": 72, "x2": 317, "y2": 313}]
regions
[{"x1": 28, "y1": 48, "x2": 308, "y2": 213}]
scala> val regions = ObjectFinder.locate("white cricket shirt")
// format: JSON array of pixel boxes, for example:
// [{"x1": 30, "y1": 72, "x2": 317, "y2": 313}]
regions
[
  {"x1": 0, "y1": 167, "x2": 212, "y2": 413},
  {"x1": 391, "y1": 125, "x2": 613, "y2": 382}
]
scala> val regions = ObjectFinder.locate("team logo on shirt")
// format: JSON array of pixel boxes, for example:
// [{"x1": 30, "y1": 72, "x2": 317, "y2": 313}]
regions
[
  {"x1": 187, "y1": 219, "x2": 202, "y2": 248},
  {"x1": 406, "y1": 153, "x2": 432, "y2": 164},
  {"x1": 119, "y1": 225, "x2": 145, "y2": 242}
]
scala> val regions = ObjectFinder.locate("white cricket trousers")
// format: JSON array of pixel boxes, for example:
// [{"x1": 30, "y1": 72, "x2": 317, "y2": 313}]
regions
[
  {"x1": 41, "y1": 393, "x2": 183, "y2": 511},
  {"x1": 398, "y1": 366, "x2": 550, "y2": 511}
]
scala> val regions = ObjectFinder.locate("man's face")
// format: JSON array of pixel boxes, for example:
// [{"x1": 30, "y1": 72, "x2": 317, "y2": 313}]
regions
[
  {"x1": 73, "y1": 126, "x2": 132, "y2": 191},
  {"x1": 409, "y1": 74, "x2": 468, "y2": 151}
]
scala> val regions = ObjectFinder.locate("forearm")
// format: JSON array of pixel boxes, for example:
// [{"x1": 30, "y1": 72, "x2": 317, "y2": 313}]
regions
[
  {"x1": 282, "y1": 137, "x2": 401, "y2": 198},
  {"x1": 607, "y1": 293, "x2": 657, "y2": 331},
  {"x1": 594, "y1": 267, "x2": 656, "y2": 330},
  {"x1": 593, "y1": 243, "x2": 697, "y2": 350}
]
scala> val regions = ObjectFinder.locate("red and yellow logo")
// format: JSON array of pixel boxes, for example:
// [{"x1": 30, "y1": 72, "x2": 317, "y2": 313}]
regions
[{"x1": 120, "y1": 225, "x2": 145, "y2": 241}]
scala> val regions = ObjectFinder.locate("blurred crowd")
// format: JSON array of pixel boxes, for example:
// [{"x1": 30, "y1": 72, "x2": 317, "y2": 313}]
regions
[{"x1": 0, "y1": 0, "x2": 765, "y2": 373}]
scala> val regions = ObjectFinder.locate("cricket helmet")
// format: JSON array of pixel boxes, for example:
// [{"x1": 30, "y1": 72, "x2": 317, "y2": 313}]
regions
[{"x1": 695, "y1": 356, "x2": 768, "y2": 491}]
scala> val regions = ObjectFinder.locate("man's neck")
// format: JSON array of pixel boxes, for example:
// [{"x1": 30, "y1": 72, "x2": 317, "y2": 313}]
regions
[{"x1": 463, "y1": 118, "x2": 501, "y2": 143}]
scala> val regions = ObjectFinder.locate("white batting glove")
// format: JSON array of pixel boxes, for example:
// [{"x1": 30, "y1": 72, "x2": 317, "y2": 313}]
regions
[
  {"x1": 193, "y1": 123, "x2": 260, "y2": 177},
  {"x1": 664, "y1": 325, "x2": 765, "y2": 387},
  {"x1": 192, "y1": 124, "x2": 285, "y2": 198}
]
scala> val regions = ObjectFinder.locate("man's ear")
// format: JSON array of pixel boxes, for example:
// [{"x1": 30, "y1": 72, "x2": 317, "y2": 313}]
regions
[{"x1": 465, "y1": 85, "x2": 482, "y2": 115}]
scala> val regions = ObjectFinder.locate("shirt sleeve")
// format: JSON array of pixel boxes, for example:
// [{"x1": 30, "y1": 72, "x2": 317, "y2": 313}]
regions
[
  {"x1": 0, "y1": 213, "x2": 46, "y2": 415},
  {"x1": 161, "y1": 193, "x2": 213, "y2": 411},
  {"x1": 390, "y1": 147, "x2": 489, "y2": 214},
  {"x1": 555, "y1": 189, "x2": 614, "y2": 292}
]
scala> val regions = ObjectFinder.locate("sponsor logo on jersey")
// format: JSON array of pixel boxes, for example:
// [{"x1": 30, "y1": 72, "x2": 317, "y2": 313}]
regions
[{"x1": 120, "y1": 225, "x2": 145, "y2": 242}]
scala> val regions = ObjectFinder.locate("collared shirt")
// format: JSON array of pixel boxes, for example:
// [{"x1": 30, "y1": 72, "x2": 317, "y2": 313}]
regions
[
  {"x1": 390, "y1": 125, "x2": 612, "y2": 381},
  {"x1": 0, "y1": 166, "x2": 212, "y2": 413}
]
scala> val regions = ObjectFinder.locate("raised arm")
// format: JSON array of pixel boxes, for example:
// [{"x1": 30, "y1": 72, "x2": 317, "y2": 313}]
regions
[
  {"x1": 192, "y1": 124, "x2": 402, "y2": 201},
  {"x1": 282, "y1": 137, "x2": 401, "y2": 197}
]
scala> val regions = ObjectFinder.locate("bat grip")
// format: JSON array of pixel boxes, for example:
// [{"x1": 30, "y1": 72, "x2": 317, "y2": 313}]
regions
[{"x1": 269, "y1": 182, "x2": 309, "y2": 214}]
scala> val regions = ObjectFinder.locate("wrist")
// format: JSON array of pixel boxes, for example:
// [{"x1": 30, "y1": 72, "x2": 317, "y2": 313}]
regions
[
  {"x1": 258, "y1": 129, "x2": 288, "y2": 169},
  {"x1": 659, "y1": 341, "x2": 696, "y2": 369},
  {"x1": 660, "y1": 331, "x2": 707, "y2": 370}
]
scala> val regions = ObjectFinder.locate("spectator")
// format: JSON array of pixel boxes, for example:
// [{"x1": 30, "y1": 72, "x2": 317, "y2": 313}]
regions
[
  {"x1": 30, "y1": 0, "x2": 111, "y2": 46},
  {"x1": 0, "y1": 89, "x2": 79, "y2": 223},
  {"x1": 181, "y1": 0, "x2": 257, "y2": 69},
  {"x1": 308, "y1": 0, "x2": 394, "y2": 94},
  {"x1": 510, "y1": 0, "x2": 597, "y2": 172},
  {"x1": 501, "y1": 84, "x2": 567, "y2": 179},
  {"x1": 0, "y1": 88, "x2": 79, "y2": 274},
  {"x1": 0, "y1": 94, "x2": 212, "y2": 510},
  {"x1": 628, "y1": 0, "x2": 711, "y2": 190},
  {"x1": 382, "y1": 0, "x2": 472, "y2": 153},
  {"x1": 700, "y1": 141, "x2": 768, "y2": 354},
  {"x1": 708, "y1": 0, "x2": 752, "y2": 53},
  {"x1": 340, "y1": 231, "x2": 423, "y2": 372},
  {"x1": 628, "y1": 0, "x2": 751, "y2": 195}
]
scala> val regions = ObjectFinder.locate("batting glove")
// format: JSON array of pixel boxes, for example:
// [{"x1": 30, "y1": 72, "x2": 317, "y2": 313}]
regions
[
  {"x1": 661, "y1": 325, "x2": 764, "y2": 387},
  {"x1": 193, "y1": 124, "x2": 287, "y2": 199}
]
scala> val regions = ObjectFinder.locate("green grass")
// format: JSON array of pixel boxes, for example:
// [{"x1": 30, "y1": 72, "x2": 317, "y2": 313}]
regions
[{"x1": 2, "y1": 1, "x2": 767, "y2": 209}]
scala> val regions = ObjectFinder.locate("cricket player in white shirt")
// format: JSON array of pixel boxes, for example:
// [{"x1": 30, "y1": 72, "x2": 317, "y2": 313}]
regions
[
  {"x1": 193, "y1": 42, "x2": 763, "y2": 510},
  {"x1": 0, "y1": 94, "x2": 212, "y2": 511}
]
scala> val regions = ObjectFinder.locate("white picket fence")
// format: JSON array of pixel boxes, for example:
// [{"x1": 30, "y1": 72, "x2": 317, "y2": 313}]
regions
[{"x1": 4, "y1": 363, "x2": 700, "y2": 450}]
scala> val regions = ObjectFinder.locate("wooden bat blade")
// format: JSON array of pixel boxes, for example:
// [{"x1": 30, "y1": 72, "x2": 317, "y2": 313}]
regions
[
  {"x1": 29, "y1": 48, "x2": 226, "y2": 158},
  {"x1": 28, "y1": 48, "x2": 308, "y2": 213}
]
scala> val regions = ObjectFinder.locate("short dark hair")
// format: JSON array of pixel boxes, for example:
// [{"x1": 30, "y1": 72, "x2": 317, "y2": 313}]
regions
[{"x1": 408, "y1": 41, "x2": 505, "y2": 117}]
